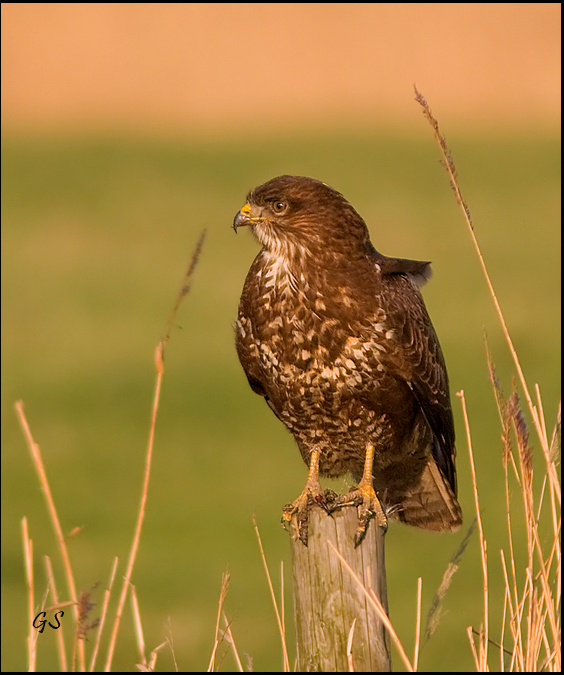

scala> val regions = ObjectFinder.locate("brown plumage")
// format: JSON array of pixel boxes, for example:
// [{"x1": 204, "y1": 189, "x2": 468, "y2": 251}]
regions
[{"x1": 233, "y1": 175, "x2": 462, "y2": 540}]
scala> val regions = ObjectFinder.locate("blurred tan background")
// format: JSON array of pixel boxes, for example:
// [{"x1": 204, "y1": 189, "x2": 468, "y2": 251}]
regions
[{"x1": 2, "y1": 3, "x2": 560, "y2": 136}]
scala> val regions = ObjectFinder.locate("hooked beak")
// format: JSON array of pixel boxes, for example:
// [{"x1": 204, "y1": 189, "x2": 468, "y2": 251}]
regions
[
  {"x1": 233, "y1": 202, "x2": 267, "y2": 232},
  {"x1": 232, "y1": 203, "x2": 251, "y2": 232}
]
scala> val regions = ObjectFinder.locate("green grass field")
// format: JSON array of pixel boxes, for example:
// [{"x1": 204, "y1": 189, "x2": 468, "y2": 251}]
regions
[{"x1": 1, "y1": 129, "x2": 560, "y2": 671}]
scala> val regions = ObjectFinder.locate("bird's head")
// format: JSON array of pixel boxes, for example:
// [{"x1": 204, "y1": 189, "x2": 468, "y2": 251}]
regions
[{"x1": 233, "y1": 175, "x2": 371, "y2": 263}]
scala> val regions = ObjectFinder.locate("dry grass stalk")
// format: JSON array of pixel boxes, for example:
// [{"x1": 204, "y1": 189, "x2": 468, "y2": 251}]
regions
[
  {"x1": 416, "y1": 87, "x2": 561, "y2": 527},
  {"x1": 221, "y1": 611, "x2": 244, "y2": 672},
  {"x1": 280, "y1": 560, "x2": 285, "y2": 656},
  {"x1": 467, "y1": 624, "x2": 481, "y2": 670},
  {"x1": 160, "y1": 228, "x2": 206, "y2": 355},
  {"x1": 413, "y1": 577, "x2": 422, "y2": 671},
  {"x1": 105, "y1": 231, "x2": 206, "y2": 670},
  {"x1": 17, "y1": 232, "x2": 205, "y2": 671},
  {"x1": 16, "y1": 403, "x2": 86, "y2": 671},
  {"x1": 413, "y1": 87, "x2": 553, "y2": 469},
  {"x1": 207, "y1": 572, "x2": 230, "y2": 671},
  {"x1": 416, "y1": 87, "x2": 560, "y2": 672},
  {"x1": 346, "y1": 618, "x2": 357, "y2": 671},
  {"x1": 44, "y1": 556, "x2": 68, "y2": 671},
  {"x1": 138, "y1": 640, "x2": 169, "y2": 672},
  {"x1": 424, "y1": 520, "x2": 475, "y2": 646},
  {"x1": 131, "y1": 584, "x2": 146, "y2": 669},
  {"x1": 74, "y1": 585, "x2": 99, "y2": 668},
  {"x1": 327, "y1": 540, "x2": 415, "y2": 671},
  {"x1": 103, "y1": 321, "x2": 162, "y2": 669},
  {"x1": 89, "y1": 556, "x2": 118, "y2": 671},
  {"x1": 253, "y1": 516, "x2": 290, "y2": 671},
  {"x1": 22, "y1": 517, "x2": 36, "y2": 671},
  {"x1": 458, "y1": 390, "x2": 489, "y2": 669},
  {"x1": 487, "y1": 356, "x2": 560, "y2": 671}
]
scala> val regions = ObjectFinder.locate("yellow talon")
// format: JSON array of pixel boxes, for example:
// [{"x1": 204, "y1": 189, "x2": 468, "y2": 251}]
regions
[
  {"x1": 332, "y1": 444, "x2": 387, "y2": 546},
  {"x1": 282, "y1": 448, "x2": 323, "y2": 545}
]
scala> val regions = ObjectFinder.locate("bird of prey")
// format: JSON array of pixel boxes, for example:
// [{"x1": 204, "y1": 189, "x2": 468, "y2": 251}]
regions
[{"x1": 233, "y1": 175, "x2": 462, "y2": 545}]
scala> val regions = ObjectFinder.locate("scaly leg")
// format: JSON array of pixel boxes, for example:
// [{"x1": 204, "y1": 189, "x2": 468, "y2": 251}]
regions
[
  {"x1": 332, "y1": 443, "x2": 388, "y2": 546},
  {"x1": 282, "y1": 448, "x2": 326, "y2": 546}
]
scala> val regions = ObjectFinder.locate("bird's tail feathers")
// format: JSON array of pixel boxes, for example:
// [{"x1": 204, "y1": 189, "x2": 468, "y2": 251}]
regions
[{"x1": 382, "y1": 460, "x2": 462, "y2": 532}]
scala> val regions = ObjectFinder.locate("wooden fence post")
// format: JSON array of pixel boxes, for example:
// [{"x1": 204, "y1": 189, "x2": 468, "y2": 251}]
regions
[{"x1": 289, "y1": 504, "x2": 391, "y2": 671}]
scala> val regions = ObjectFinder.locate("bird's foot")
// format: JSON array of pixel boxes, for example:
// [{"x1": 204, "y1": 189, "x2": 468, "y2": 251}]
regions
[
  {"x1": 331, "y1": 480, "x2": 388, "y2": 546},
  {"x1": 282, "y1": 480, "x2": 335, "y2": 546},
  {"x1": 330, "y1": 442, "x2": 387, "y2": 546},
  {"x1": 283, "y1": 448, "x2": 331, "y2": 545}
]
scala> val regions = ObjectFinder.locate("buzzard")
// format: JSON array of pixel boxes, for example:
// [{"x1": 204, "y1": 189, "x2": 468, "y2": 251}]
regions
[{"x1": 233, "y1": 175, "x2": 462, "y2": 544}]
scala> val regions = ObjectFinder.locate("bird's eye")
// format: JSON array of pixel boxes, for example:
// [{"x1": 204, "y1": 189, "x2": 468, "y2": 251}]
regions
[{"x1": 272, "y1": 200, "x2": 287, "y2": 214}]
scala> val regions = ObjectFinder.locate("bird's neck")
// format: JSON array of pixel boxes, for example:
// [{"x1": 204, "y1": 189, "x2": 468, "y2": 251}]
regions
[{"x1": 259, "y1": 244, "x2": 377, "y2": 301}]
